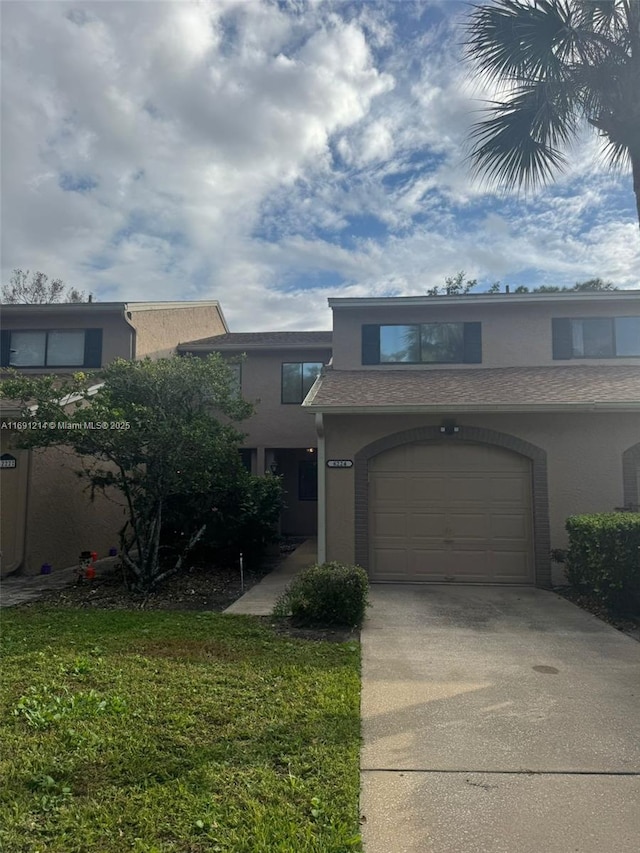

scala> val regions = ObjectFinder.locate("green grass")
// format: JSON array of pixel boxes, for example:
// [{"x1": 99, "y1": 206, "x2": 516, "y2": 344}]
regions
[{"x1": 0, "y1": 607, "x2": 361, "y2": 852}]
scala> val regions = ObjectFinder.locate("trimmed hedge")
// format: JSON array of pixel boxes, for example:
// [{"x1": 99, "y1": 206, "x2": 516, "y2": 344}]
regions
[
  {"x1": 565, "y1": 513, "x2": 640, "y2": 613},
  {"x1": 273, "y1": 562, "x2": 370, "y2": 627}
]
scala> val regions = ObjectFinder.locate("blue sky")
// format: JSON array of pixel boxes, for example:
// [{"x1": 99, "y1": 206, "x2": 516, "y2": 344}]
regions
[{"x1": 2, "y1": 0, "x2": 638, "y2": 331}]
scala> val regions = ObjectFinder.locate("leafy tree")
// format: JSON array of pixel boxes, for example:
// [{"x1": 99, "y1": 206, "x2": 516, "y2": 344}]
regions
[
  {"x1": 427, "y1": 271, "x2": 478, "y2": 296},
  {"x1": 1, "y1": 269, "x2": 88, "y2": 303},
  {"x1": 1, "y1": 355, "x2": 262, "y2": 592},
  {"x1": 464, "y1": 0, "x2": 640, "y2": 227},
  {"x1": 435, "y1": 273, "x2": 618, "y2": 295},
  {"x1": 513, "y1": 277, "x2": 618, "y2": 293}
]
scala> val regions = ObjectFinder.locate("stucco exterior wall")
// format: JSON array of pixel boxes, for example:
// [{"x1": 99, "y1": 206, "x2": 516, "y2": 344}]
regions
[
  {"x1": 231, "y1": 348, "x2": 332, "y2": 448},
  {"x1": 321, "y1": 411, "x2": 640, "y2": 585},
  {"x1": 131, "y1": 305, "x2": 227, "y2": 360},
  {"x1": 0, "y1": 438, "x2": 29, "y2": 576},
  {"x1": 21, "y1": 446, "x2": 127, "y2": 575},
  {"x1": 331, "y1": 297, "x2": 640, "y2": 370}
]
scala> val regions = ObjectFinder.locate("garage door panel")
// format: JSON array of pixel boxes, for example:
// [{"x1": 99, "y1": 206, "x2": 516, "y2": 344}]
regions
[
  {"x1": 449, "y1": 512, "x2": 488, "y2": 539},
  {"x1": 448, "y1": 549, "x2": 491, "y2": 581},
  {"x1": 369, "y1": 442, "x2": 533, "y2": 583},
  {"x1": 371, "y1": 475, "x2": 407, "y2": 503},
  {"x1": 492, "y1": 551, "x2": 532, "y2": 582},
  {"x1": 406, "y1": 512, "x2": 447, "y2": 537},
  {"x1": 491, "y1": 513, "x2": 528, "y2": 540},
  {"x1": 410, "y1": 475, "x2": 447, "y2": 502},
  {"x1": 487, "y1": 475, "x2": 530, "y2": 503},
  {"x1": 445, "y1": 475, "x2": 488, "y2": 503},
  {"x1": 372, "y1": 511, "x2": 407, "y2": 538},
  {"x1": 408, "y1": 550, "x2": 450, "y2": 580},
  {"x1": 371, "y1": 549, "x2": 408, "y2": 580}
]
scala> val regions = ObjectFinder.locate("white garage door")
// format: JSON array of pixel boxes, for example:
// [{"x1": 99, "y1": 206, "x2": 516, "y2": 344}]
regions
[{"x1": 369, "y1": 442, "x2": 534, "y2": 583}]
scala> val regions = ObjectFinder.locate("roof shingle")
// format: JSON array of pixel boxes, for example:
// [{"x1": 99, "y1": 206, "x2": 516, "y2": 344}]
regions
[
  {"x1": 179, "y1": 331, "x2": 332, "y2": 349},
  {"x1": 304, "y1": 366, "x2": 640, "y2": 410}
]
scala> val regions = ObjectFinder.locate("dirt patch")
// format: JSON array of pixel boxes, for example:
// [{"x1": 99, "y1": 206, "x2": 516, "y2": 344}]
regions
[
  {"x1": 554, "y1": 586, "x2": 640, "y2": 640},
  {"x1": 23, "y1": 541, "x2": 304, "y2": 613},
  {"x1": 14, "y1": 539, "x2": 362, "y2": 644},
  {"x1": 264, "y1": 618, "x2": 360, "y2": 644}
]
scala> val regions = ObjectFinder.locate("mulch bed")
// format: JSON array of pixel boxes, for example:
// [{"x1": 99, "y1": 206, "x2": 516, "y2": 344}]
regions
[
  {"x1": 20, "y1": 539, "x2": 359, "y2": 643},
  {"x1": 553, "y1": 585, "x2": 640, "y2": 640}
]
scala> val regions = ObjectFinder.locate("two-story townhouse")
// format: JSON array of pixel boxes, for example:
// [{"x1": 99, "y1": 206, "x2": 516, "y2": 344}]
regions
[
  {"x1": 1, "y1": 301, "x2": 228, "y2": 576},
  {"x1": 303, "y1": 292, "x2": 640, "y2": 587},
  {"x1": 177, "y1": 331, "x2": 332, "y2": 536}
]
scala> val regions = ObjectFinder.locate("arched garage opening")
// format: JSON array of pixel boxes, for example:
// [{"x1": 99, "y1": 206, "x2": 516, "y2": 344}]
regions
[{"x1": 354, "y1": 425, "x2": 551, "y2": 587}]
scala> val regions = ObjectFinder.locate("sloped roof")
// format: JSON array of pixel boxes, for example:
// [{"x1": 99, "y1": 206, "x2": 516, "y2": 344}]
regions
[
  {"x1": 303, "y1": 365, "x2": 640, "y2": 411},
  {"x1": 179, "y1": 331, "x2": 332, "y2": 350}
]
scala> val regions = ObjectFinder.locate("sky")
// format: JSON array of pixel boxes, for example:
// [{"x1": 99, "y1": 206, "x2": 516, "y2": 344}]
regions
[{"x1": 2, "y1": 0, "x2": 639, "y2": 332}]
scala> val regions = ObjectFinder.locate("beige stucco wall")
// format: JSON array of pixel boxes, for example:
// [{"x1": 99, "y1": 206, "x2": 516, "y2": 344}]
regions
[
  {"x1": 321, "y1": 411, "x2": 640, "y2": 585},
  {"x1": 20, "y1": 446, "x2": 127, "y2": 575},
  {"x1": 331, "y1": 297, "x2": 640, "y2": 370},
  {"x1": 0, "y1": 436, "x2": 29, "y2": 576},
  {"x1": 131, "y1": 305, "x2": 227, "y2": 360},
  {"x1": 230, "y1": 348, "x2": 332, "y2": 448}
]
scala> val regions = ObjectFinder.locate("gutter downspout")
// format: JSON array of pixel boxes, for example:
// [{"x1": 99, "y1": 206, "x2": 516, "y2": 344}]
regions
[
  {"x1": 122, "y1": 304, "x2": 137, "y2": 360},
  {"x1": 315, "y1": 413, "x2": 326, "y2": 564}
]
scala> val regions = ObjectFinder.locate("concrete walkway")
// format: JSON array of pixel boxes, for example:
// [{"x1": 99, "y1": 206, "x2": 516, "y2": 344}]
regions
[
  {"x1": 360, "y1": 584, "x2": 640, "y2": 853},
  {"x1": 1, "y1": 556, "x2": 120, "y2": 608},
  {"x1": 224, "y1": 538, "x2": 317, "y2": 615}
]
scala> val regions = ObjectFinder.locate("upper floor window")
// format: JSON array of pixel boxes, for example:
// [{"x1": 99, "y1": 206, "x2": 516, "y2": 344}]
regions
[
  {"x1": 552, "y1": 317, "x2": 640, "y2": 359},
  {"x1": 226, "y1": 362, "x2": 242, "y2": 395},
  {"x1": 281, "y1": 362, "x2": 323, "y2": 403},
  {"x1": 1, "y1": 329, "x2": 103, "y2": 368},
  {"x1": 362, "y1": 323, "x2": 482, "y2": 365}
]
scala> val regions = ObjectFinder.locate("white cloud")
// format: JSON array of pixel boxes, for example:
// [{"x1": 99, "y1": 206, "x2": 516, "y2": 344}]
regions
[{"x1": 1, "y1": 0, "x2": 637, "y2": 330}]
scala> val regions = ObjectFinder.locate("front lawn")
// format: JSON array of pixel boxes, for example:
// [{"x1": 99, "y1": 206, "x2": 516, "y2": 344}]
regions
[{"x1": 0, "y1": 608, "x2": 361, "y2": 852}]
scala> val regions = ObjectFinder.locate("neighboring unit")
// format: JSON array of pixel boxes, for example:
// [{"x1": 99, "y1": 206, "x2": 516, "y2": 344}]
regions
[{"x1": 1, "y1": 301, "x2": 227, "y2": 576}]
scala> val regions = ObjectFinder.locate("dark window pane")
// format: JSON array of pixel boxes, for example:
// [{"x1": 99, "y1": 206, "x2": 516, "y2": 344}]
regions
[
  {"x1": 10, "y1": 331, "x2": 46, "y2": 366},
  {"x1": 298, "y1": 459, "x2": 318, "y2": 501},
  {"x1": 420, "y1": 323, "x2": 464, "y2": 363},
  {"x1": 614, "y1": 317, "x2": 640, "y2": 356},
  {"x1": 239, "y1": 449, "x2": 253, "y2": 473},
  {"x1": 226, "y1": 362, "x2": 242, "y2": 396},
  {"x1": 572, "y1": 318, "x2": 613, "y2": 357},
  {"x1": 302, "y1": 362, "x2": 323, "y2": 397},
  {"x1": 380, "y1": 325, "x2": 420, "y2": 362},
  {"x1": 282, "y1": 363, "x2": 302, "y2": 403},
  {"x1": 47, "y1": 330, "x2": 85, "y2": 366}
]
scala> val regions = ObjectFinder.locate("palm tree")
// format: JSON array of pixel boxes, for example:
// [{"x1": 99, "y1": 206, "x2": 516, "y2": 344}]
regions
[{"x1": 464, "y1": 0, "x2": 640, "y2": 228}]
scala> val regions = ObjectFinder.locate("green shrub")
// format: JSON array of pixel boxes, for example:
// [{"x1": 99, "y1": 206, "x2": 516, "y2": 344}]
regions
[
  {"x1": 274, "y1": 562, "x2": 370, "y2": 627},
  {"x1": 565, "y1": 513, "x2": 640, "y2": 614},
  {"x1": 163, "y1": 472, "x2": 284, "y2": 568}
]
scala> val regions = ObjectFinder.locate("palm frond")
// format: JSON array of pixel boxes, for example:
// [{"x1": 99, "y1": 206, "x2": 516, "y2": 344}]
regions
[
  {"x1": 467, "y1": 83, "x2": 578, "y2": 190},
  {"x1": 464, "y1": 0, "x2": 570, "y2": 81},
  {"x1": 574, "y1": 0, "x2": 630, "y2": 38}
]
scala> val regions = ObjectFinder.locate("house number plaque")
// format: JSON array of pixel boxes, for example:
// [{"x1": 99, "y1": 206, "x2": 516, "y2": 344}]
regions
[
  {"x1": 327, "y1": 459, "x2": 353, "y2": 468},
  {"x1": 0, "y1": 453, "x2": 17, "y2": 469}
]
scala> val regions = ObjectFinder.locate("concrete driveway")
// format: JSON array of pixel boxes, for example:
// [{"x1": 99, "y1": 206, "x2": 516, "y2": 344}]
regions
[{"x1": 360, "y1": 585, "x2": 640, "y2": 853}]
